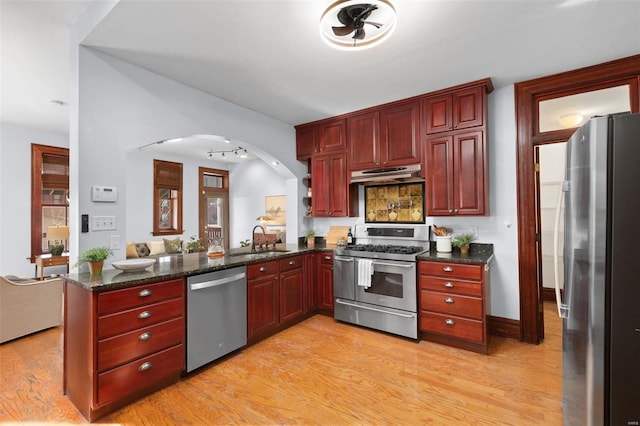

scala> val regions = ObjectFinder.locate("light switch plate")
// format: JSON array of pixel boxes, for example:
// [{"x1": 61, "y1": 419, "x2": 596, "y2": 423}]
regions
[
  {"x1": 92, "y1": 215, "x2": 116, "y2": 231},
  {"x1": 110, "y1": 235, "x2": 121, "y2": 250}
]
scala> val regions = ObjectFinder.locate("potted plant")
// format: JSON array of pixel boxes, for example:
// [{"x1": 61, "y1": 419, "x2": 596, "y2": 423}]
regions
[
  {"x1": 76, "y1": 246, "x2": 113, "y2": 275},
  {"x1": 185, "y1": 236, "x2": 204, "y2": 253},
  {"x1": 306, "y1": 229, "x2": 316, "y2": 248},
  {"x1": 451, "y1": 232, "x2": 476, "y2": 255},
  {"x1": 49, "y1": 242, "x2": 65, "y2": 256}
]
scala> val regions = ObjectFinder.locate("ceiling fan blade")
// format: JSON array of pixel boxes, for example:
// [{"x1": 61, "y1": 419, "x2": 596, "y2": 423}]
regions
[
  {"x1": 363, "y1": 21, "x2": 383, "y2": 29},
  {"x1": 353, "y1": 28, "x2": 366, "y2": 40},
  {"x1": 336, "y1": 7, "x2": 353, "y2": 26},
  {"x1": 333, "y1": 25, "x2": 355, "y2": 36},
  {"x1": 354, "y1": 5, "x2": 377, "y2": 22}
]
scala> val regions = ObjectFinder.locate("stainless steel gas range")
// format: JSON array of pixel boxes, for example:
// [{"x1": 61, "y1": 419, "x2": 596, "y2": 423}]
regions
[{"x1": 333, "y1": 224, "x2": 431, "y2": 339}]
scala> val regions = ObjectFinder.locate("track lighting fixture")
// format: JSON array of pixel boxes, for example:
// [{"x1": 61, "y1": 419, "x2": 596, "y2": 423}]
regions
[{"x1": 206, "y1": 146, "x2": 249, "y2": 160}]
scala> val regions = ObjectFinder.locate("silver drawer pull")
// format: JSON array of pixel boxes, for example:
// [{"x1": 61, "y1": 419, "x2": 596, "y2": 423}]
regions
[
  {"x1": 324, "y1": 256, "x2": 331, "y2": 260},
  {"x1": 444, "y1": 319, "x2": 455, "y2": 326},
  {"x1": 138, "y1": 289, "x2": 152, "y2": 297},
  {"x1": 443, "y1": 266, "x2": 453, "y2": 272},
  {"x1": 289, "y1": 260, "x2": 296, "y2": 265},
  {"x1": 138, "y1": 362, "x2": 153, "y2": 372},
  {"x1": 444, "y1": 297, "x2": 455, "y2": 304},
  {"x1": 259, "y1": 266, "x2": 266, "y2": 272},
  {"x1": 138, "y1": 332, "x2": 152, "y2": 341},
  {"x1": 138, "y1": 311, "x2": 152, "y2": 319},
  {"x1": 444, "y1": 282, "x2": 454, "y2": 288}
]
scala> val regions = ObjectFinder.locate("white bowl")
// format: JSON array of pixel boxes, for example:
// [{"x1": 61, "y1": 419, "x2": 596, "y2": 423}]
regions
[{"x1": 112, "y1": 258, "x2": 156, "y2": 272}]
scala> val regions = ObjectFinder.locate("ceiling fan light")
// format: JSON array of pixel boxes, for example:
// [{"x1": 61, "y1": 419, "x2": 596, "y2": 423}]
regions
[{"x1": 320, "y1": 0, "x2": 396, "y2": 51}]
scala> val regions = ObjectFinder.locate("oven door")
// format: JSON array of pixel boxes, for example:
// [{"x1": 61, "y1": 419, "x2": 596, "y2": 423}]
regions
[{"x1": 355, "y1": 259, "x2": 416, "y2": 312}]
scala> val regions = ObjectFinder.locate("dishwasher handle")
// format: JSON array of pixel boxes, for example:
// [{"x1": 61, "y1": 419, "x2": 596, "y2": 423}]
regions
[{"x1": 189, "y1": 272, "x2": 246, "y2": 291}]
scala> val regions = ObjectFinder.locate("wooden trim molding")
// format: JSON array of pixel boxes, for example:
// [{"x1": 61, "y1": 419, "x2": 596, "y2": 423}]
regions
[
  {"x1": 488, "y1": 315, "x2": 521, "y2": 341},
  {"x1": 515, "y1": 54, "x2": 640, "y2": 344}
]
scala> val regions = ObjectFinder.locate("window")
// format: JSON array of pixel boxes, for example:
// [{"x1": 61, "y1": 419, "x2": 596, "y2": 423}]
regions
[
  {"x1": 199, "y1": 167, "x2": 229, "y2": 250},
  {"x1": 153, "y1": 159, "x2": 183, "y2": 236},
  {"x1": 31, "y1": 144, "x2": 69, "y2": 260}
]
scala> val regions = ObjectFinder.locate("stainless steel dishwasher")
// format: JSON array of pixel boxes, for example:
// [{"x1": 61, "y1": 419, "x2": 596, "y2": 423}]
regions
[{"x1": 186, "y1": 266, "x2": 247, "y2": 372}]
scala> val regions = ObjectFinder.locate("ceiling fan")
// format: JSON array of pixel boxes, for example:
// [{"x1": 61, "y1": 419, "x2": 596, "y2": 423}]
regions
[{"x1": 331, "y1": 4, "x2": 383, "y2": 43}]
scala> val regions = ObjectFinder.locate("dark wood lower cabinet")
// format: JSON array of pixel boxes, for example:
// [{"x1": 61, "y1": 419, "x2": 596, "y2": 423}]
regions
[
  {"x1": 63, "y1": 278, "x2": 185, "y2": 422},
  {"x1": 316, "y1": 252, "x2": 334, "y2": 314},
  {"x1": 247, "y1": 255, "x2": 309, "y2": 344}
]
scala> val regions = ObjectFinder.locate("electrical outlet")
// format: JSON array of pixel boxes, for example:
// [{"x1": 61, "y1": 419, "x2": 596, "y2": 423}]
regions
[
  {"x1": 110, "y1": 235, "x2": 121, "y2": 250},
  {"x1": 471, "y1": 227, "x2": 479, "y2": 238}
]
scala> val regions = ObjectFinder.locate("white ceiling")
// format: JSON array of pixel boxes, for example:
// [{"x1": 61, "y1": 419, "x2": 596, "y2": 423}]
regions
[{"x1": 3, "y1": 0, "x2": 640, "y2": 159}]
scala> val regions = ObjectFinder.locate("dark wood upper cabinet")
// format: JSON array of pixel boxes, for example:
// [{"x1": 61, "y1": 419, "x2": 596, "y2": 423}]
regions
[
  {"x1": 312, "y1": 151, "x2": 355, "y2": 217},
  {"x1": 379, "y1": 101, "x2": 421, "y2": 167},
  {"x1": 425, "y1": 130, "x2": 486, "y2": 216},
  {"x1": 295, "y1": 125, "x2": 318, "y2": 160},
  {"x1": 348, "y1": 101, "x2": 420, "y2": 171},
  {"x1": 348, "y1": 111, "x2": 380, "y2": 170},
  {"x1": 318, "y1": 119, "x2": 346, "y2": 152},
  {"x1": 423, "y1": 86, "x2": 484, "y2": 134}
]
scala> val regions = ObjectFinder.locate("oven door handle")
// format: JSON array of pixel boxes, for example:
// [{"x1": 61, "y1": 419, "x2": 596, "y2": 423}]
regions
[
  {"x1": 334, "y1": 257, "x2": 354, "y2": 262},
  {"x1": 335, "y1": 298, "x2": 416, "y2": 318},
  {"x1": 370, "y1": 261, "x2": 414, "y2": 268}
]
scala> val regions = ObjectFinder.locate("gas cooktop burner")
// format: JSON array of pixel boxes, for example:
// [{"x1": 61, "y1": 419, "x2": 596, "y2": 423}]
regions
[{"x1": 345, "y1": 244, "x2": 425, "y2": 254}]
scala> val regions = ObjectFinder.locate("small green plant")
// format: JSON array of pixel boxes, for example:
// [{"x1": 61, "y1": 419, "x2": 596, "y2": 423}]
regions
[
  {"x1": 305, "y1": 229, "x2": 316, "y2": 242},
  {"x1": 75, "y1": 246, "x2": 113, "y2": 266},
  {"x1": 239, "y1": 239, "x2": 251, "y2": 247},
  {"x1": 451, "y1": 232, "x2": 476, "y2": 248},
  {"x1": 185, "y1": 236, "x2": 204, "y2": 252}
]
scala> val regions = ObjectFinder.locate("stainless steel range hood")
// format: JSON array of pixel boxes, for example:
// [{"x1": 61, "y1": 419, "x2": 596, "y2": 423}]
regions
[{"x1": 350, "y1": 164, "x2": 422, "y2": 184}]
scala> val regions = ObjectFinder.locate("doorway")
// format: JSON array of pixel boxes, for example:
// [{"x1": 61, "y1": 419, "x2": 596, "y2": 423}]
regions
[
  {"x1": 515, "y1": 54, "x2": 640, "y2": 343},
  {"x1": 199, "y1": 167, "x2": 230, "y2": 251}
]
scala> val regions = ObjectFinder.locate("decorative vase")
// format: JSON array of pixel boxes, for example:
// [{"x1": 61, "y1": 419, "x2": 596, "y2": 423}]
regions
[
  {"x1": 88, "y1": 261, "x2": 104, "y2": 275},
  {"x1": 459, "y1": 244, "x2": 470, "y2": 255},
  {"x1": 50, "y1": 244, "x2": 64, "y2": 256}
]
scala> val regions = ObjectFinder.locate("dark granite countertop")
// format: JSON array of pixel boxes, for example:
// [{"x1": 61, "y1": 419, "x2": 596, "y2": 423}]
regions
[
  {"x1": 64, "y1": 243, "x2": 323, "y2": 291},
  {"x1": 64, "y1": 242, "x2": 493, "y2": 291},
  {"x1": 417, "y1": 243, "x2": 494, "y2": 265}
]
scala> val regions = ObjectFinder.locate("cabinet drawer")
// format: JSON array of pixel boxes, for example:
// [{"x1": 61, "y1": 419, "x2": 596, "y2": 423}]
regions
[
  {"x1": 98, "y1": 279, "x2": 184, "y2": 315},
  {"x1": 419, "y1": 261, "x2": 482, "y2": 280},
  {"x1": 420, "y1": 311, "x2": 484, "y2": 343},
  {"x1": 97, "y1": 344, "x2": 184, "y2": 405},
  {"x1": 420, "y1": 290, "x2": 483, "y2": 319},
  {"x1": 419, "y1": 275, "x2": 482, "y2": 297},
  {"x1": 98, "y1": 318, "x2": 183, "y2": 372},
  {"x1": 98, "y1": 298, "x2": 184, "y2": 339},
  {"x1": 279, "y1": 255, "x2": 303, "y2": 273},
  {"x1": 319, "y1": 253, "x2": 334, "y2": 265},
  {"x1": 247, "y1": 261, "x2": 278, "y2": 279}
]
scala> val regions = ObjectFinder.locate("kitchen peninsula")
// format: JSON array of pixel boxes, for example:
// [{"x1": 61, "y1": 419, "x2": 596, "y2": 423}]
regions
[{"x1": 63, "y1": 242, "x2": 493, "y2": 421}]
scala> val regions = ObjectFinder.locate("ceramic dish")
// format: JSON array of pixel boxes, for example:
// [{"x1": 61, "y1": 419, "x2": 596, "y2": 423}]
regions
[{"x1": 112, "y1": 258, "x2": 156, "y2": 272}]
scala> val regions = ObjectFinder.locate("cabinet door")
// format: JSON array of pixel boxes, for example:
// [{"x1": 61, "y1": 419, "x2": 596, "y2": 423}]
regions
[
  {"x1": 328, "y1": 153, "x2": 348, "y2": 217},
  {"x1": 311, "y1": 154, "x2": 331, "y2": 217},
  {"x1": 425, "y1": 135, "x2": 454, "y2": 215},
  {"x1": 380, "y1": 101, "x2": 421, "y2": 167},
  {"x1": 452, "y1": 86, "x2": 483, "y2": 130},
  {"x1": 454, "y1": 131, "x2": 486, "y2": 215},
  {"x1": 296, "y1": 125, "x2": 318, "y2": 160},
  {"x1": 279, "y1": 267, "x2": 304, "y2": 324},
  {"x1": 247, "y1": 275, "x2": 279, "y2": 340},
  {"x1": 316, "y1": 253, "x2": 334, "y2": 312},
  {"x1": 348, "y1": 111, "x2": 380, "y2": 170},
  {"x1": 318, "y1": 119, "x2": 346, "y2": 152},
  {"x1": 423, "y1": 94, "x2": 453, "y2": 134},
  {"x1": 304, "y1": 253, "x2": 315, "y2": 312}
]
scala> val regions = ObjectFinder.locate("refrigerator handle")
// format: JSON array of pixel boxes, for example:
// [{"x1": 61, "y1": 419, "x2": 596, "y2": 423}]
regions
[{"x1": 554, "y1": 181, "x2": 569, "y2": 318}]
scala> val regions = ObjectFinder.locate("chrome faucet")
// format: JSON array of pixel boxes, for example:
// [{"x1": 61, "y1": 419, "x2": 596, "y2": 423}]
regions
[{"x1": 251, "y1": 225, "x2": 266, "y2": 252}]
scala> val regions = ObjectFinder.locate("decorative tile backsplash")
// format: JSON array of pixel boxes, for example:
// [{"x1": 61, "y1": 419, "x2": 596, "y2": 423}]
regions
[{"x1": 365, "y1": 182, "x2": 424, "y2": 223}]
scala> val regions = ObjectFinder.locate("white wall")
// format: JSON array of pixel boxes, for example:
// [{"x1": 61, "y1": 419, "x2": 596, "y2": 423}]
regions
[
  {"x1": 0, "y1": 123, "x2": 68, "y2": 277},
  {"x1": 71, "y1": 46, "x2": 305, "y2": 271}
]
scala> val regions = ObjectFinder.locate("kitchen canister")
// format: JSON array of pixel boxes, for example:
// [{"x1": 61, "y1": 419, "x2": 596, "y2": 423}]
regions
[{"x1": 436, "y1": 235, "x2": 452, "y2": 253}]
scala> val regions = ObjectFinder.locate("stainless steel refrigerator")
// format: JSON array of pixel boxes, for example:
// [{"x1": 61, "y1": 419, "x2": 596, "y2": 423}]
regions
[{"x1": 560, "y1": 113, "x2": 640, "y2": 425}]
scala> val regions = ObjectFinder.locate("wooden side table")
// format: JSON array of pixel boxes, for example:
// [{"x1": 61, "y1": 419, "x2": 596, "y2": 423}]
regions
[{"x1": 35, "y1": 254, "x2": 69, "y2": 280}]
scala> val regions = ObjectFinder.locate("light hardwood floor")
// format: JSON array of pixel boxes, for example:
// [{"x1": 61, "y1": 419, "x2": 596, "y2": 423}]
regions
[{"x1": 0, "y1": 303, "x2": 562, "y2": 425}]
